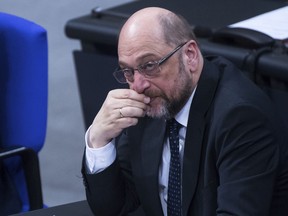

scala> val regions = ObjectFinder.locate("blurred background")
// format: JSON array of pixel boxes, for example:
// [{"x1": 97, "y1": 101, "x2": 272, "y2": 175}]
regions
[{"x1": 0, "y1": 0, "x2": 133, "y2": 207}]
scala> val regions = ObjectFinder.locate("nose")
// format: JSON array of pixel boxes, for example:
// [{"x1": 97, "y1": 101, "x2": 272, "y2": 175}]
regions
[{"x1": 129, "y1": 71, "x2": 150, "y2": 94}]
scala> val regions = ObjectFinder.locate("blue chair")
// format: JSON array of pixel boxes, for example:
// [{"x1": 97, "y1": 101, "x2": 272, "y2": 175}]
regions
[{"x1": 0, "y1": 12, "x2": 48, "y2": 214}]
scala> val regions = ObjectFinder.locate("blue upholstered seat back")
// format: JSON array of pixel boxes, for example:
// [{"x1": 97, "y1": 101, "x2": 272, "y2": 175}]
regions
[{"x1": 0, "y1": 12, "x2": 48, "y2": 212}]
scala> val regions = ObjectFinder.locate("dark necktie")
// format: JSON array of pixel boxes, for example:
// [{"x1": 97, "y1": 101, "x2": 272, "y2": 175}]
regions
[{"x1": 167, "y1": 119, "x2": 182, "y2": 216}]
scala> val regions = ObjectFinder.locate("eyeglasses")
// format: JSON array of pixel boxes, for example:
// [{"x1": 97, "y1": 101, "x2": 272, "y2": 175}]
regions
[{"x1": 113, "y1": 41, "x2": 188, "y2": 84}]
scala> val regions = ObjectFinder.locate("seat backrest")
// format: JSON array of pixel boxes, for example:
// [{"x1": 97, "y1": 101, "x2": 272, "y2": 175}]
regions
[{"x1": 0, "y1": 12, "x2": 48, "y2": 212}]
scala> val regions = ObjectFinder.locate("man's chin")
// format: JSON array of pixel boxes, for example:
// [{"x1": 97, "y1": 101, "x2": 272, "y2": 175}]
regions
[
  {"x1": 146, "y1": 110, "x2": 163, "y2": 118},
  {"x1": 145, "y1": 99, "x2": 169, "y2": 119}
]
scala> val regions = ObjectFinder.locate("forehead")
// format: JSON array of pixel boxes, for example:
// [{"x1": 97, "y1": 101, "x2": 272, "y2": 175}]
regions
[
  {"x1": 117, "y1": 18, "x2": 170, "y2": 63},
  {"x1": 118, "y1": 36, "x2": 171, "y2": 67}
]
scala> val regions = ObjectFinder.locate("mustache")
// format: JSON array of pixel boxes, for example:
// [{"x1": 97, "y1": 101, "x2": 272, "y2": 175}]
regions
[
  {"x1": 144, "y1": 89, "x2": 159, "y2": 98},
  {"x1": 144, "y1": 89, "x2": 167, "y2": 99}
]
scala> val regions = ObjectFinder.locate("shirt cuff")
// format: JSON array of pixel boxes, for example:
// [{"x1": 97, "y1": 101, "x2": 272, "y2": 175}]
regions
[{"x1": 85, "y1": 126, "x2": 116, "y2": 174}]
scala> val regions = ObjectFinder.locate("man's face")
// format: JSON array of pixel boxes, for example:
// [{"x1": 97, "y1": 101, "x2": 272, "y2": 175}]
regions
[
  {"x1": 118, "y1": 40, "x2": 193, "y2": 119},
  {"x1": 143, "y1": 55, "x2": 193, "y2": 119}
]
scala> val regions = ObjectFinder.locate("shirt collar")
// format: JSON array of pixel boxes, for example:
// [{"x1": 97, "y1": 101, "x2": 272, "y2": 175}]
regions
[{"x1": 174, "y1": 87, "x2": 196, "y2": 128}]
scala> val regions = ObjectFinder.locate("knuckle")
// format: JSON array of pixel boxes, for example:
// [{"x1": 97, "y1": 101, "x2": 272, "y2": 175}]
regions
[
  {"x1": 123, "y1": 89, "x2": 132, "y2": 98},
  {"x1": 127, "y1": 117, "x2": 138, "y2": 126}
]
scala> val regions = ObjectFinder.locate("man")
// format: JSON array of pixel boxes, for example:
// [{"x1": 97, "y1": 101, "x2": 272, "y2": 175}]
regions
[{"x1": 82, "y1": 7, "x2": 288, "y2": 216}]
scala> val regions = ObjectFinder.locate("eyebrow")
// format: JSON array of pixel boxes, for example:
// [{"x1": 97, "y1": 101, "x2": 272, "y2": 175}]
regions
[{"x1": 118, "y1": 52, "x2": 161, "y2": 69}]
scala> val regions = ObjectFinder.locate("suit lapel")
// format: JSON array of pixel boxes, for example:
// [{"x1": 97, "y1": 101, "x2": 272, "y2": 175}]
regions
[
  {"x1": 141, "y1": 118, "x2": 166, "y2": 175},
  {"x1": 182, "y1": 59, "x2": 220, "y2": 215},
  {"x1": 134, "y1": 118, "x2": 166, "y2": 215}
]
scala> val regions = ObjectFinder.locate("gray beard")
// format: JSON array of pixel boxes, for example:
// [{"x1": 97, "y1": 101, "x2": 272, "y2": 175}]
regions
[{"x1": 146, "y1": 58, "x2": 193, "y2": 120}]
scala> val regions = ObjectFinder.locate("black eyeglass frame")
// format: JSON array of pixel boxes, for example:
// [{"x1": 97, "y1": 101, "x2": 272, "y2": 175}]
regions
[{"x1": 113, "y1": 41, "x2": 188, "y2": 84}]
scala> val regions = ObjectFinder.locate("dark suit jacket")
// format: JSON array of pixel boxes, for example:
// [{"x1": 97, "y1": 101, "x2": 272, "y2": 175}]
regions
[{"x1": 82, "y1": 56, "x2": 288, "y2": 216}]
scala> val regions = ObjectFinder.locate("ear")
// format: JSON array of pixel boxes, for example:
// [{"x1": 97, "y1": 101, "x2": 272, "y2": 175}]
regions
[{"x1": 184, "y1": 40, "x2": 200, "y2": 72}]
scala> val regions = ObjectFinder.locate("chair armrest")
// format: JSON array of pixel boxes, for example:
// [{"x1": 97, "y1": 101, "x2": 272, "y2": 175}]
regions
[{"x1": 0, "y1": 147, "x2": 43, "y2": 210}]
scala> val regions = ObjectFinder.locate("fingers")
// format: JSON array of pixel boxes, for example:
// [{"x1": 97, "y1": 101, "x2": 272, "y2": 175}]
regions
[
  {"x1": 88, "y1": 89, "x2": 150, "y2": 148},
  {"x1": 109, "y1": 89, "x2": 150, "y2": 108},
  {"x1": 108, "y1": 89, "x2": 150, "y2": 119},
  {"x1": 118, "y1": 106, "x2": 146, "y2": 118}
]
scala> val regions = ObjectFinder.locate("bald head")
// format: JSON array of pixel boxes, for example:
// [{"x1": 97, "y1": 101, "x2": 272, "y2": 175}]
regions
[
  {"x1": 119, "y1": 7, "x2": 169, "y2": 46},
  {"x1": 118, "y1": 7, "x2": 196, "y2": 49}
]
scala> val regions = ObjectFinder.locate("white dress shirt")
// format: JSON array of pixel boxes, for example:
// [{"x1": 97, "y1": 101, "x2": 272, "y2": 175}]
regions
[{"x1": 85, "y1": 90, "x2": 195, "y2": 215}]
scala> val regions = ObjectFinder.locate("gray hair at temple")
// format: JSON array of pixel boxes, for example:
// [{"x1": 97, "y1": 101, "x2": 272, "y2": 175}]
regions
[{"x1": 158, "y1": 11, "x2": 197, "y2": 47}]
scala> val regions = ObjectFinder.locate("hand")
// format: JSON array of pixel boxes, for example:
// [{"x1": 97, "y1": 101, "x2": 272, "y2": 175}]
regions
[{"x1": 88, "y1": 89, "x2": 150, "y2": 148}]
